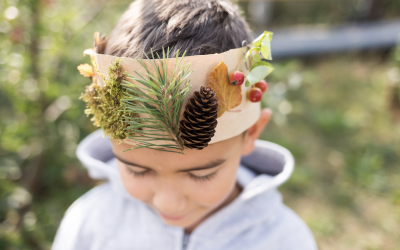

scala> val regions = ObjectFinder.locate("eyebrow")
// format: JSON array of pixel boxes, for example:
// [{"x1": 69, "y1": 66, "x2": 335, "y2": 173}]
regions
[{"x1": 113, "y1": 154, "x2": 226, "y2": 172}]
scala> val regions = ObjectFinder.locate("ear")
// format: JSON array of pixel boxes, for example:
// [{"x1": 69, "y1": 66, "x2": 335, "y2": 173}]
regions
[{"x1": 241, "y1": 108, "x2": 272, "y2": 156}]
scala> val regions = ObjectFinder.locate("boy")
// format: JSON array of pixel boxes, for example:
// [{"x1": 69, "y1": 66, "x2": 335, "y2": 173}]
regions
[{"x1": 53, "y1": 0, "x2": 317, "y2": 249}]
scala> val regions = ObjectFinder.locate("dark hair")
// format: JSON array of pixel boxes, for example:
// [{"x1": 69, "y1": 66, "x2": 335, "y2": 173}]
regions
[{"x1": 104, "y1": 0, "x2": 252, "y2": 58}]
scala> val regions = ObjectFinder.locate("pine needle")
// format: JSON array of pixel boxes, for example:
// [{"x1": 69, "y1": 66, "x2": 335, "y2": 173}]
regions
[{"x1": 122, "y1": 48, "x2": 192, "y2": 154}]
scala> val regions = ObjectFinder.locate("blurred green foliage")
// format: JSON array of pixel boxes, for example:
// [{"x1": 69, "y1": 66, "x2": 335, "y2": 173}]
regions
[
  {"x1": 0, "y1": 0, "x2": 131, "y2": 248},
  {"x1": 0, "y1": 0, "x2": 399, "y2": 249},
  {"x1": 262, "y1": 52, "x2": 400, "y2": 249}
]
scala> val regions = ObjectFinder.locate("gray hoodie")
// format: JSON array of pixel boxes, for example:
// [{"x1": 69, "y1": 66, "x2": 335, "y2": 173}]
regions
[{"x1": 52, "y1": 130, "x2": 317, "y2": 250}]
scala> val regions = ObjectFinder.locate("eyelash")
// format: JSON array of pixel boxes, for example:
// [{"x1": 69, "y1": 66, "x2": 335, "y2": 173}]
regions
[
  {"x1": 125, "y1": 167, "x2": 149, "y2": 177},
  {"x1": 188, "y1": 171, "x2": 218, "y2": 182},
  {"x1": 125, "y1": 166, "x2": 217, "y2": 182}
]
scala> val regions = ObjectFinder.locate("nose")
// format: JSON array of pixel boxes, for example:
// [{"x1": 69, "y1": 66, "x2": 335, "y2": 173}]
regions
[{"x1": 152, "y1": 181, "x2": 186, "y2": 214}]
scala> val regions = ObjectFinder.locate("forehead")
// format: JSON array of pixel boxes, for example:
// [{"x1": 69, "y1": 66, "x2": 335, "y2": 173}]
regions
[{"x1": 112, "y1": 135, "x2": 243, "y2": 171}]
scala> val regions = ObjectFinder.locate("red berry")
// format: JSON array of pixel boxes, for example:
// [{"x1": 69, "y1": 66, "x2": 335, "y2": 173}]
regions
[
  {"x1": 254, "y1": 80, "x2": 268, "y2": 93},
  {"x1": 248, "y1": 88, "x2": 262, "y2": 102},
  {"x1": 229, "y1": 71, "x2": 245, "y2": 86}
]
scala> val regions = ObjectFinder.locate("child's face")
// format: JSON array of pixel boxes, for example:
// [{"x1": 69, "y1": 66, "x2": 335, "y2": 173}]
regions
[
  {"x1": 112, "y1": 134, "x2": 244, "y2": 230},
  {"x1": 112, "y1": 108, "x2": 271, "y2": 231}
]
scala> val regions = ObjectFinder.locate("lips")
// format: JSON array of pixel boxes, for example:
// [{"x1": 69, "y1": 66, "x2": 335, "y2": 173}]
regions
[{"x1": 159, "y1": 213, "x2": 186, "y2": 221}]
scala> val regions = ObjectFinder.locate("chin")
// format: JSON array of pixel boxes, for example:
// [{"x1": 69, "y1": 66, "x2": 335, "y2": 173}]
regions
[{"x1": 161, "y1": 217, "x2": 191, "y2": 228}]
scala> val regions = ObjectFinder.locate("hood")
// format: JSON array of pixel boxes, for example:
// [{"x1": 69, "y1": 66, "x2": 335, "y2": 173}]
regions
[{"x1": 76, "y1": 130, "x2": 294, "y2": 199}]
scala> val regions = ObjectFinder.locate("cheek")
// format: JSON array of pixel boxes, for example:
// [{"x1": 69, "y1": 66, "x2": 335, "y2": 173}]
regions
[
  {"x1": 118, "y1": 164, "x2": 153, "y2": 202},
  {"x1": 188, "y1": 162, "x2": 239, "y2": 207}
]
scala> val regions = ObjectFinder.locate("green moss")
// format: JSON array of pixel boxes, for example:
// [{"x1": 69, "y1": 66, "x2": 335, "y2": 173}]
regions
[{"x1": 80, "y1": 59, "x2": 137, "y2": 141}]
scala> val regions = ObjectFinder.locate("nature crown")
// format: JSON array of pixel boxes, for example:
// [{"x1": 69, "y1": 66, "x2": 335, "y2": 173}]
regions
[{"x1": 78, "y1": 31, "x2": 274, "y2": 154}]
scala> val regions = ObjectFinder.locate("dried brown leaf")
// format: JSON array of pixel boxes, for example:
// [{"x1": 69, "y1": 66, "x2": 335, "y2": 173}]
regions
[
  {"x1": 77, "y1": 63, "x2": 94, "y2": 78},
  {"x1": 208, "y1": 61, "x2": 242, "y2": 118}
]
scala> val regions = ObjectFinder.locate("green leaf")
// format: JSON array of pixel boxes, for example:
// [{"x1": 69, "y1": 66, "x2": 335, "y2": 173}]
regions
[
  {"x1": 260, "y1": 32, "x2": 273, "y2": 60},
  {"x1": 244, "y1": 47, "x2": 259, "y2": 61},
  {"x1": 250, "y1": 60, "x2": 274, "y2": 71},
  {"x1": 245, "y1": 64, "x2": 274, "y2": 87},
  {"x1": 251, "y1": 31, "x2": 268, "y2": 47},
  {"x1": 252, "y1": 53, "x2": 261, "y2": 63},
  {"x1": 243, "y1": 31, "x2": 274, "y2": 86}
]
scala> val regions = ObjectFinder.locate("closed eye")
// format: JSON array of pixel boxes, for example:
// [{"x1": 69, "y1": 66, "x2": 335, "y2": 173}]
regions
[
  {"x1": 125, "y1": 165, "x2": 150, "y2": 177},
  {"x1": 188, "y1": 170, "x2": 218, "y2": 182}
]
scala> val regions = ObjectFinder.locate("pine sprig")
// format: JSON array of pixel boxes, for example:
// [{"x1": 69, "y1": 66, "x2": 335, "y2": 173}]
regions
[{"x1": 122, "y1": 48, "x2": 192, "y2": 154}]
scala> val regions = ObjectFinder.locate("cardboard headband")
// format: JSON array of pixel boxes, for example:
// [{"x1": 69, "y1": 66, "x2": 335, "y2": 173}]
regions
[{"x1": 78, "y1": 31, "x2": 274, "y2": 154}]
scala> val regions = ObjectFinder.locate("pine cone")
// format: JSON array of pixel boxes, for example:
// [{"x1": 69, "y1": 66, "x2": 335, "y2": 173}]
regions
[{"x1": 179, "y1": 86, "x2": 218, "y2": 149}]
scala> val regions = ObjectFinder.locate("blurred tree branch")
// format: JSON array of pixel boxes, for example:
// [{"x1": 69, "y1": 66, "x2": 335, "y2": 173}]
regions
[
  {"x1": 15, "y1": 1, "x2": 46, "y2": 248},
  {"x1": 66, "y1": 0, "x2": 109, "y2": 42}
]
